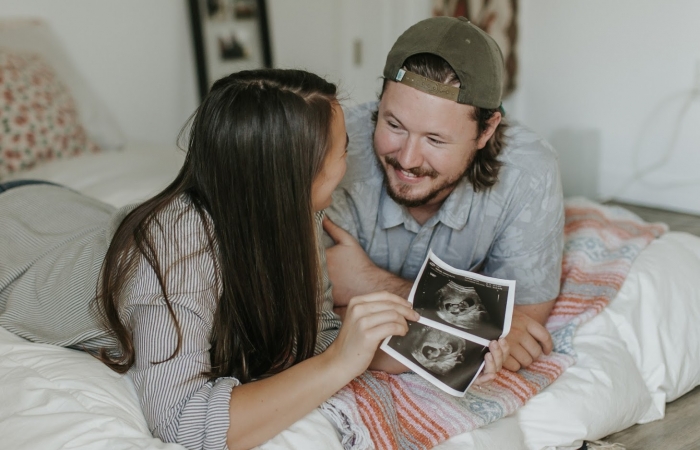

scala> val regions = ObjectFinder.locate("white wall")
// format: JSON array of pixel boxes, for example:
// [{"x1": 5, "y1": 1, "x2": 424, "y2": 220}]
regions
[
  {"x1": 268, "y1": 0, "x2": 431, "y2": 104},
  {"x1": 266, "y1": 0, "x2": 343, "y2": 86},
  {"x1": 270, "y1": 0, "x2": 700, "y2": 214},
  {"x1": 0, "y1": 0, "x2": 428, "y2": 143},
  {"x1": 0, "y1": 0, "x2": 199, "y2": 145},
  {"x1": 514, "y1": 1, "x2": 700, "y2": 214},
  {"x1": 3, "y1": 1, "x2": 697, "y2": 213}
]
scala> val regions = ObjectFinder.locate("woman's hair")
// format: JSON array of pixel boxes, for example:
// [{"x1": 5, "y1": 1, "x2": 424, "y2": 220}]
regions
[
  {"x1": 373, "y1": 53, "x2": 508, "y2": 192},
  {"x1": 98, "y1": 69, "x2": 338, "y2": 383}
]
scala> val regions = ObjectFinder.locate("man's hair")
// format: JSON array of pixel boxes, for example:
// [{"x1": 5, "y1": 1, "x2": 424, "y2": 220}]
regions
[{"x1": 374, "y1": 53, "x2": 508, "y2": 192}]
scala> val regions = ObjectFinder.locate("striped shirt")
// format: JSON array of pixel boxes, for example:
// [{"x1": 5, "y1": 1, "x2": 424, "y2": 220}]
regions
[{"x1": 0, "y1": 185, "x2": 341, "y2": 450}]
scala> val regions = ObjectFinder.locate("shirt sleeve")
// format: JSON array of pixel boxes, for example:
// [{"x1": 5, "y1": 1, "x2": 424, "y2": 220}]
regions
[
  {"x1": 120, "y1": 204, "x2": 238, "y2": 450},
  {"x1": 483, "y1": 163, "x2": 565, "y2": 305},
  {"x1": 324, "y1": 188, "x2": 362, "y2": 248},
  {"x1": 314, "y1": 211, "x2": 341, "y2": 354},
  {"x1": 323, "y1": 101, "x2": 379, "y2": 249}
]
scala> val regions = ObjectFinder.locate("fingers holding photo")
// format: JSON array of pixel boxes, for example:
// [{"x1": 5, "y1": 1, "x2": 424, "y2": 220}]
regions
[
  {"x1": 328, "y1": 290, "x2": 421, "y2": 377},
  {"x1": 345, "y1": 291, "x2": 419, "y2": 321},
  {"x1": 489, "y1": 337, "x2": 509, "y2": 371},
  {"x1": 473, "y1": 338, "x2": 509, "y2": 386}
]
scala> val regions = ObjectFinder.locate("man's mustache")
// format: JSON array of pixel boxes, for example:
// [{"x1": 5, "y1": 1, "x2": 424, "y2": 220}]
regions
[{"x1": 384, "y1": 155, "x2": 438, "y2": 178}]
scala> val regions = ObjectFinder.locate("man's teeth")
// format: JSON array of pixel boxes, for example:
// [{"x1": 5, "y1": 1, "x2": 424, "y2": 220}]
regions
[{"x1": 401, "y1": 169, "x2": 418, "y2": 178}]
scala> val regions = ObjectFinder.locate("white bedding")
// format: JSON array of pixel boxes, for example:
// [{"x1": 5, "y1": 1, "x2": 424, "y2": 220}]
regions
[
  {"x1": 2, "y1": 144, "x2": 700, "y2": 450},
  {"x1": 2, "y1": 142, "x2": 186, "y2": 208}
]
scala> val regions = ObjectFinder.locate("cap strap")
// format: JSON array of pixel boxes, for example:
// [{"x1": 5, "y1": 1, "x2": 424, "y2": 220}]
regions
[{"x1": 395, "y1": 69, "x2": 459, "y2": 102}]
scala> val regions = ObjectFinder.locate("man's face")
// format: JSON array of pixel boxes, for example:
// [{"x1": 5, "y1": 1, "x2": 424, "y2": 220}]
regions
[{"x1": 373, "y1": 81, "x2": 482, "y2": 208}]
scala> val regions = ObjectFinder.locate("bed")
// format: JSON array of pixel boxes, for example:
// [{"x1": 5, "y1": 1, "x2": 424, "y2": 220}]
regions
[{"x1": 3, "y1": 18, "x2": 700, "y2": 450}]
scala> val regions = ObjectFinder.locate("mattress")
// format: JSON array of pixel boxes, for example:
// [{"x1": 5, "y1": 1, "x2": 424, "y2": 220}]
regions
[
  {"x1": 2, "y1": 142, "x2": 186, "y2": 208},
  {"x1": 2, "y1": 144, "x2": 700, "y2": 449}
]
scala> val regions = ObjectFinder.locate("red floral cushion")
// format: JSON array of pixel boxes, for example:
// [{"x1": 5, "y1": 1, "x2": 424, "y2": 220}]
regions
[{"x1": 0, "y1": 49, "x2": 100, "y2": 179}]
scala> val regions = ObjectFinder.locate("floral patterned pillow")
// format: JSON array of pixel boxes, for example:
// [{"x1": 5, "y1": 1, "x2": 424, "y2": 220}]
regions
[{"x1": 0, "y1": 48, "x2": 100, "y2": 180}]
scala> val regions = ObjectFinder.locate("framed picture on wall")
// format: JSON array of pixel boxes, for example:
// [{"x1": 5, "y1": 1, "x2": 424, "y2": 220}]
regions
[
  {"x1": 188, "y1": 0, "x2": 273, "y2": 101},
  {"x1": 432, "y1": 0, "x2": 518, "y2": 98}
]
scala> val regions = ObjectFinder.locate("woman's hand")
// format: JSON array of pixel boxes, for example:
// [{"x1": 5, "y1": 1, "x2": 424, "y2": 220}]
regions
[
  {"x1": 327, "y1": 291, "x2": 420, "y2": 379},
  {"x1": 472, "y1": 338, "x2": 510, "y2": 386},
  {"x1": 225, "y1": 292, "x2": 417, "y2": 450}
]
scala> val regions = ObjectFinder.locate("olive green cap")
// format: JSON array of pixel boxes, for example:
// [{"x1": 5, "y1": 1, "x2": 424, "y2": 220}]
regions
[{"x1": 383, "y1": 16, "x2": 505, "y2": 109}]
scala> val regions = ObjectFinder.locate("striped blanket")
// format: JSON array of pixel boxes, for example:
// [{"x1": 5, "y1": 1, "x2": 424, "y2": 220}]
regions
[{"x1": 319, "y1": 198, "x2": 668, "y2": 450}]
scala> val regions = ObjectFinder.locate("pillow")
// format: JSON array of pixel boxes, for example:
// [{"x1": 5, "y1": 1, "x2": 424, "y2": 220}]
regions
[
  {"x1": 0, "y1": 326, "x2": 185, "y2": 450},
  {"x1": 0, "y1": 49, "x2": 100, "y2": 179},
  {"x1": 0, "y1": 19, "x2": 124, "y2": 151},
  {"x1": 605, "y1": 231, "x2": 700, "y2": 419},
  {"x1": 513, "y1": 309, "x2": 654, "y2": 448}
]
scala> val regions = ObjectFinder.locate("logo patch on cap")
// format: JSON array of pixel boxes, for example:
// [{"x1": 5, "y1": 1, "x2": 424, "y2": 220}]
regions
[{"x1": 395, "y1": 70, "x2": 460, "y2": 102}]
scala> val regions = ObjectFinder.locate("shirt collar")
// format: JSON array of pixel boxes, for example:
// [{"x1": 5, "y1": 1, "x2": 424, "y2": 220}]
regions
[
  {"x1": 378, "y1": 186, "x2": 409, "y2": 230},
  {"x1": 437, "y1": 178, "x2": 474, "y2": 230},
  {"x1": 378, "y1": 178, "x2": 474, "y2": 232}
]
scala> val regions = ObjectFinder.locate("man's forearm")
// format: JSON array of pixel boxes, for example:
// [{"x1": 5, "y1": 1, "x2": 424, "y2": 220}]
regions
[
  {"x1": 513, "y1": 298, "x2": 556, "y2": 325},
  {"x1": 332, "y1": 270, "x2": 413, "y2": 319},
  {"x1": 365, "y1": 266, "x2": 413, "y2": 299},
  {"x1": 368, "y1": 348, "x2": 409, "y2": 374},
  {"x1": 323, "y1": 217, "x2": 415, "y2": 305}
]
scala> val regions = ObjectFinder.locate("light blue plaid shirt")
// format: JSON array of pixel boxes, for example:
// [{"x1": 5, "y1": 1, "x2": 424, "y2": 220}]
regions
[{"x1": 326, "y1": 102, "x2": 564, "y2": 305}]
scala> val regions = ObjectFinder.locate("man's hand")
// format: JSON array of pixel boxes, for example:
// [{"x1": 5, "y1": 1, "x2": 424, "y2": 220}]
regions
[
  {"x1": 323, "y1": 216, "x2": 379, "y2": 306},
  {"x1": 503, "y1": 300, "x2": 555, "y2": 372},
  {"x1": 323, "y1": 217, "x2": 412, "y2": 307}
]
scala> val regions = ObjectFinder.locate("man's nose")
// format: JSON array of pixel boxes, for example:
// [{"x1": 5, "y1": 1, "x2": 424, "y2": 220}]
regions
[{"x1": 396, "y1": 136, "x2": 423, "y2": 169}]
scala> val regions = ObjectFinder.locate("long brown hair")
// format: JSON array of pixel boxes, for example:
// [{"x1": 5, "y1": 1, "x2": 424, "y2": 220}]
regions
[
  {"x1": 374, "y1": 53, "x2": 508, "y2": 192},
  {"x1": 98, "y1": 69, "x2": 338, "y2": 383}
]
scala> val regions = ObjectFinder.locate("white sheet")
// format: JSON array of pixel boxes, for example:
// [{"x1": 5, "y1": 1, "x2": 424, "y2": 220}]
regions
[
  {"x1": 2, "y1": 142, "x2": 185, "y2": 208},
  {"x1": 606, "y1": 232, "x2": 700, "y2": 414},
  {"x1": 2, "y1": 145, "x2": 700, "y2": 450}
]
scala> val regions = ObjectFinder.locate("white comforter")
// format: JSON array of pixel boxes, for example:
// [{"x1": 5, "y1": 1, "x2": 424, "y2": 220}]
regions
[{"x1": 2, "y1": 143, "x2": 700, "y2": 450}]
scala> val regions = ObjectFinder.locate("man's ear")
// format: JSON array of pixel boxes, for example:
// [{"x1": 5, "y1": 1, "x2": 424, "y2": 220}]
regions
[{"x1": 476, "y1": 111, "x2": 502, "y2": 150}]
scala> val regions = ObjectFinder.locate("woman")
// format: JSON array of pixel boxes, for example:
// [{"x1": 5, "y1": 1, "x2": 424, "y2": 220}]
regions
[{"x1": 0, "y1": 69, "x2": 506, "y2": 450}]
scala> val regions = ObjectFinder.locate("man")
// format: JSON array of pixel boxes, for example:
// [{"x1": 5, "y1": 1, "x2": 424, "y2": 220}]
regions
[{"x1": 323, "y1": 16, "x2": 564, "y2": 373}]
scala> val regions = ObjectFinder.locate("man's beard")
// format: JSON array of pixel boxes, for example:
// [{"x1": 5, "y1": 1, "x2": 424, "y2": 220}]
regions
[{"x1": 377, "y1": 154, "x2": 468, "y2": 208}]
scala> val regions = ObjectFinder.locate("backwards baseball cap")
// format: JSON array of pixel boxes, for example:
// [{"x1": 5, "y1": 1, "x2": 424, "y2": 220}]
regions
[{"x1": 383, "y1": 16, "x2": 505, "y2": 110}]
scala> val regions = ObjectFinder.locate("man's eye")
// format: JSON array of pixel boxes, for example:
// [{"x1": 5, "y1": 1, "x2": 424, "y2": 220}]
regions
[
  {"x1": 429, "y1": 137, "x2": 445, "y2": 145},
  {"x1": 387, "y1": 121, "x2": 399, "y2": 129}
]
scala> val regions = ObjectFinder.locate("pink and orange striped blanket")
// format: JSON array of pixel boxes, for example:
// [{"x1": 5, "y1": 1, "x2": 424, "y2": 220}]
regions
[{"x1": 319, "y1": 198, "x2": 667, "y2": 450}]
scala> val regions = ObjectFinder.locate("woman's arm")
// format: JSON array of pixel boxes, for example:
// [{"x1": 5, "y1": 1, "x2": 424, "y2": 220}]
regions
[
  {"x1": 125, "y1": 205, "x2": 418, "y2": 450},
  {"x1": 225, "y1": 348, "x2": 345, "y2": 450},
  {"x1": 226, "y1": 291, "x2": 418, "y2": 450}
]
